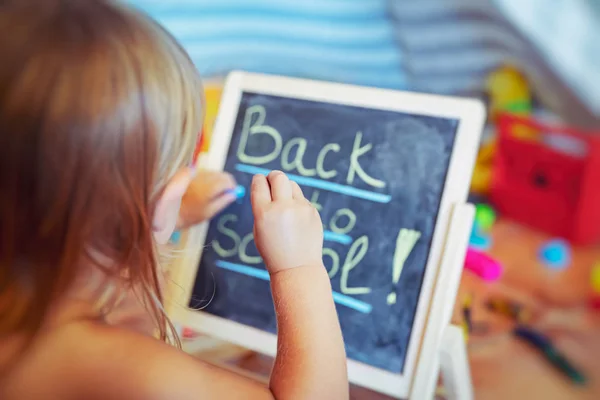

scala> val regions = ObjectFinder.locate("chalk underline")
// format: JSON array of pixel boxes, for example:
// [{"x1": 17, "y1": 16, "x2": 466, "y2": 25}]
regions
[
  {"x1": 323, "y1": 230, "x2": 352, "y2": 245},
  {"x1": 215, "y1": 260, "x2": 372, "y2": 314},
  {"x1": 235, "y1": 164, "x2": 391, "y2": 204}
]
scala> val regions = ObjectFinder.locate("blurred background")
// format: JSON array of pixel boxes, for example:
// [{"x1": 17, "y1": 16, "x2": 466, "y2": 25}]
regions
[{"x1": 127, "y1": 0, "x2": 600, "y2": 398}]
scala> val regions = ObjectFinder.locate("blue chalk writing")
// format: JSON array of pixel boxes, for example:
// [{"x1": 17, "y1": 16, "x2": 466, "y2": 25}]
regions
[
  {"x1": 323, "y1": 230, "x2": 352, "y2": 245},
  {"x1": 235, "y1": 164, "x2": 391, "y2": 203}
]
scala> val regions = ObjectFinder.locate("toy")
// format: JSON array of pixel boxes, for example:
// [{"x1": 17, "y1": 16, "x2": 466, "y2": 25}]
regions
[
  {"x1": 471, "y1": 65, "x2": 534, "y2": 195},
  {"x1": 462, "y1": 294, "x2": 473, "y2": 341},
  {"x1": 514, "y1": 326, "x2": 587, "y2": 385},
  {"x1": 487, "y1": 298, "x2": 531, "y2": 323},
  {"x1": 592, "y1": 262, "x2": 600, "y2": 293},
  {"x1": 486, "y1": 65, "x2": 537, "y2": 141},
  {"x1": 538, "y1": 239, "x2": 571, "y2": 270},
  {"x1": 591, "y1": 263, "x2": 600, "y2": 309},
  {"x1": 464, "y1": 248, "x2": 502, "y2": 282},
  {"x1": 491, "y1": 113, "x2": 600, "y2": 245},
  {"x1": 486, "y1": 65, "x2": 532, "y2": 121},
  {"x1": 471, "y1": 136, "x2": 496, "y2": 195},
  {"x1": 469, "y1": 230, "x2": 492, "y2": 251},
  {"x1": 475, "y1": 203, "x2": 496, "y2": 232},
  {"x1": 468, "y1": 203, "x2": 495, "y2": 250}
]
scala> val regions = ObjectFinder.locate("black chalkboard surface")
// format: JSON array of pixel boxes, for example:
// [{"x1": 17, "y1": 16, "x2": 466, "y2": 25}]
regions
[{"x1": 189, "y1": 92, "x2": 459, "y2": 374}]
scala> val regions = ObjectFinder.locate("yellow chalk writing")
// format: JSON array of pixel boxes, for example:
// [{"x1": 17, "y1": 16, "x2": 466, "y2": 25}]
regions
[
  {"x1": 323, "y1": 247, "x2": 340, "y2": 279},
  {"x1": 330, "y1": 208, "x2": 357, "y2": 235},
  {"x1": 212, "y1": 214, "x2": 240, "y2": 258},
  {"x1": 281, "y1": 137, "x2": 317, "y2": 176},
  {"x1": 347, "y1": 132, "x2": 385, "y2": 188},
  {"x1": 310, "y1": 190, "x2": 323, "y2": 212},
  {"x1": 316, "y1": 143, "x2": 340, "y2": 179},
  {"x1": 239, "y1": 233, "x2": 261, "y2": 264},
  {"x1": 387, "y1": 229, "x2": 422, "y2": 305},
  {"x1": 340, "y1": 235, "x2": 371, "y2": 295},
  {"x1": 237, "y1": 105, "x2": 282, "y2": 165}
]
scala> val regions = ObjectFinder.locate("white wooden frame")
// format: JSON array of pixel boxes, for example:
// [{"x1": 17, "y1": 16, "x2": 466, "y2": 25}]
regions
[{"x1": 167, "y1": 71, "x2": 485, "y2": 399}]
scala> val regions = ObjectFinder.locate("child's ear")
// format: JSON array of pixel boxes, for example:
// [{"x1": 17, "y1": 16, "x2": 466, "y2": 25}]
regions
[{"x1": 153, "y1": 167, "x2": 196, "y2": 244}]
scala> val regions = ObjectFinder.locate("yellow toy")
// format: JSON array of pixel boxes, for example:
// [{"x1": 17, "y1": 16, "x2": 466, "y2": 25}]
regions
[
  {"x1": 486, "y1": 65, "x2": 532, "y2": 119},
  {"x1": 471, "y1": 65, "x2": 535, "y2": 194},
  {"x1": 486, "y1": 65, "x2": 537, "y2": 141},
  {"x1": 471, "y1": 135, "x2": 496, "y2": 195}
]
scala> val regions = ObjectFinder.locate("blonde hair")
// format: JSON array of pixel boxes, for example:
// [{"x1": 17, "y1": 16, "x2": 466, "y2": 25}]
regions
[{"x1": 0, "y1": 0, "x2": 202, "y2": 346}]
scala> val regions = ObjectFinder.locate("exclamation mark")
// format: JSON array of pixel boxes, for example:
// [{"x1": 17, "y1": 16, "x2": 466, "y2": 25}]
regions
[{"x1": 387, "y1": 229, "x2": 421, "y2": 305}]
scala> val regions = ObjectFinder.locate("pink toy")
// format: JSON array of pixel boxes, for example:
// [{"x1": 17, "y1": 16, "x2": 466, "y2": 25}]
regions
[{"x1": 464, "y1": 248, "x2": 503, "y2": 282}]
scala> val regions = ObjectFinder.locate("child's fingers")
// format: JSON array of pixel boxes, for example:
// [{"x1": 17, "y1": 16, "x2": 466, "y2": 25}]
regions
[
  {"x1": 291, "y1": 181, "x2": 305, "y2": 200},
  {"x1": 211, "y1": 172, "x2": 237, "y2": 194},
  {"x1": 251, "y1": 174, "x2": 271, "y2": 216},
  {"x1": 268, "y1": 171, "x2": 292, "y2": 201},
  {"x1": 201, "y1": 171, "x2": 237, "y2": 196},
  {"x1": 202, "y1": 193, "x2": 236, "y2": 220}
]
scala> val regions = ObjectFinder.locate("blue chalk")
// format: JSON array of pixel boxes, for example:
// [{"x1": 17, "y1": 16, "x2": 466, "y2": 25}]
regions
[
  {"x1": 470, "y1": 230, "x2": 492, "y2": 251},
  {"x1": 539, "y1": 239, "x2": 571, "y2": 270},
  {"x1": 229, "y1": 185, "x2": 245, "y2": 199},
  {"x1": 469, "y1": 223, "x2": 492, "y2": 251},
  {"x1": 170, "y1": 230, "x2": 181, "y2": 244},
  {"x1": 225, "y1": 185, "x2": 246, "y2": 202}
]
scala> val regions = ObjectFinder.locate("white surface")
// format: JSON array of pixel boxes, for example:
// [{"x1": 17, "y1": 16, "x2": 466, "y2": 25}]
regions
[{"x1": 168, "y1": 71, "x2": 485, "y2": 398}]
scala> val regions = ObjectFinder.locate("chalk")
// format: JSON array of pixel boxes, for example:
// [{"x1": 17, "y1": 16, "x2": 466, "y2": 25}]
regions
[
  {"x1": 170, "y1": 230, "x2": 182, "y2": 244},
  {"x1": 474, "y1": 203, "x2": 496, "y2": 232},
  {"x1": 464, "y1": 248, "x2": 502, "y2": 282},
  {"x1": 226, "y1": 185, "x2": 246, "y2": 200},
  {"x1": 487, "y1": 298, "x2": 531, "y2": 323},
  {"x1": 469, "y1": 229, "x2": 492, "y2": 251},
  {"x1": 539, "y1": 239, "x2": 571, "y2": 270},
  {"x1": 462, "y1": 294, "x2": 473, "y2": 341}
]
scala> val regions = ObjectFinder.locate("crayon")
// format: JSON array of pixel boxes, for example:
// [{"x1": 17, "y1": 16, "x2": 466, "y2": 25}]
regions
[
  {"x1": 514, "y1": 326, "x2": 586, "y2": 385},
  {"x1": 486, "y1": 298, "x2": 531, "y2": 323},
  {"x1": 464, "y1": 248, "x2": 502, "y2": 282},
  {"x1": 463, "y1": 294, "x2": 473, "y2": 332},
  {"x1": 462, "y1": 294, "x2": 473, "y2": 341}
]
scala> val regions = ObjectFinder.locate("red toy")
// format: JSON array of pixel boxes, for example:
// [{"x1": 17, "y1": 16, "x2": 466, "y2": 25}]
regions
[{"x1": 491, "y1": 113, "x2": 600, "y2": 245}]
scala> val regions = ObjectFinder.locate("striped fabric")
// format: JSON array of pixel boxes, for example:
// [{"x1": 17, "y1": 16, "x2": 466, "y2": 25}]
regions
[
  {"x1": 126, "y1": 0, "x2": 406, "y2": 90},
  {"x1": 126, "y1": 0, "x2": 598, "y2": 127},
  {"x1": 390, "y1": 0, "x2": 599, "y2": 128}
]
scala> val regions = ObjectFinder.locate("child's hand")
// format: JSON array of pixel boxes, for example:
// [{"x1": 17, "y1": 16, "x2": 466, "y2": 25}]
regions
[
  {"x1": 177, "y1": 170, "x2": 237, "y2": 230},
  {"x1": 251, "y1": 171, "x2": 324, "y2": 274}
]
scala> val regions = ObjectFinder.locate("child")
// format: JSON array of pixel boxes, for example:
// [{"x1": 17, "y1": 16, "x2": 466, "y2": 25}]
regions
[{"x1": 0, "y1": 1, "x2": 348, "y2": 399}]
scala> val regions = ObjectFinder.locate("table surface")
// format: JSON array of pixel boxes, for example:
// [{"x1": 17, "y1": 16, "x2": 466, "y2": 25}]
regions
[
  {"x1": 184, "y1": 219, "x2": 600, "y2": 399},
  {"x1": 453, "y1": 219, "x2": 600, "y2": 400}
]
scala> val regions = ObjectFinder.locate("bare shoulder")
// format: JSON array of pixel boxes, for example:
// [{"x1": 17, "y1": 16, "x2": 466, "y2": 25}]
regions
[{"x1": 55, "y1": 323, "x2": 273, "y2": 400}]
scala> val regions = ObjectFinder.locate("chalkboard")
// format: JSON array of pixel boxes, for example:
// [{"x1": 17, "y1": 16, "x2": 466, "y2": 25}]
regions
[{"x1": 189, "y1": 92, "x2": 459, "y2": 373}]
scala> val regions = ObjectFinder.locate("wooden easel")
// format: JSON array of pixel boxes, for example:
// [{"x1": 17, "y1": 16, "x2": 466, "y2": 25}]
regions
[{"x1": 409, "y1": 203, "x2": 475, "y2": 400}]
